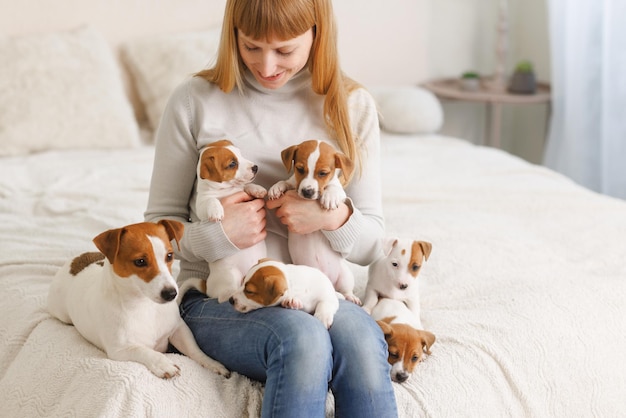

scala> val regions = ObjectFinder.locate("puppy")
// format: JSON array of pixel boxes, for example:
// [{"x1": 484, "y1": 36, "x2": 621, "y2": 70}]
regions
[
  {"x1": 47, "y1": 220, "x2": 230, "y2": 379},
  {"x1": 229, "y1": 258, "x2": 340, "y2": 329},
  {"x1": 362, "y1": 237, "x2": 432, "y2": 329},
  {"x1": 190, "y1": 139, "x2": 267, "y2": 302},
  {"x1": 376, "y1": 314, "x2": 435, "y2": 383},
  {"x1": 268, "y1": 139, "x2": 360, "y2": 304}
]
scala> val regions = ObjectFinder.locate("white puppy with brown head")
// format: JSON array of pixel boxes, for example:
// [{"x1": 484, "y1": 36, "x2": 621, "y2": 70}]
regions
[
  {"x1": 47, "y1": 220, "x2": 230, "y2": 379},
  {"x1": 375, "y1": 307, "x2": 436, "y2": 383},
  {"x1": 362, "y1": 237, "x2": 432, "y2": 329},
  {"x1": 268, "y1": 139, "x2": 360, "y2": 304},
  {"x1": 189, "y1": 139, "x2": 267, "y2": 303},
  {"x1": 229, "y1": 258, "x2": 340, "y2": 329}
]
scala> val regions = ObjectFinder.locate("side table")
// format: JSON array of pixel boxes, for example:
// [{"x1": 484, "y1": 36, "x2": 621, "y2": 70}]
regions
[{"x1": 422, "y1": 78, "x2": 551, "y2": 149}]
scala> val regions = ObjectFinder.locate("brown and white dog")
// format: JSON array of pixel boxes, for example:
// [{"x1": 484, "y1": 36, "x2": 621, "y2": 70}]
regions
[
  {"x1": 362, "y1": 237, "x2": 432, "y2": 329},
  {"x1": 376, "y1": 312, "x2": 435, "y2": 383},
  {"x1": 190, "y1": 139, "x2": 267, "y2": 302},
  {"x1": 47, "y1": 220, "x2": 230, "y2": 379},
  {"x1": 229, "y1": 258, "x2": 340, "y2": 329},
  {"x1": 268, "y1": 139, "x2": 360, "y2": 304}
]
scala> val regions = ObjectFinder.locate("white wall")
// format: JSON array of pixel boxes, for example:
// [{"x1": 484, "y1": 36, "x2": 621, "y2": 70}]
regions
[{"x1": 1, "y1": 0, "x2": 550, "y2": 162}]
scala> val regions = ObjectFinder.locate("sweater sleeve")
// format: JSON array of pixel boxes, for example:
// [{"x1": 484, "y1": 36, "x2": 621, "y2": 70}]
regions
[
  {"x1": 144, "y1": 79, "x2": 239, "y2": 263},
  {"x1": 322, "y1": 88, "x2": 385, "y2": 265}
]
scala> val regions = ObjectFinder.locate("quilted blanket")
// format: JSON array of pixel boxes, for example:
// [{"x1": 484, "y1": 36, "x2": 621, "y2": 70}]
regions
[{"x1": 1, "y1": 134, "x2": 625, "y2": 417}]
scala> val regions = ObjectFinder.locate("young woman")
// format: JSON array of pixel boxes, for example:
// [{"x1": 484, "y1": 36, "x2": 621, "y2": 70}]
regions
[{"x1": 144, "y1": 0, "x2": 397, "y2": 416}]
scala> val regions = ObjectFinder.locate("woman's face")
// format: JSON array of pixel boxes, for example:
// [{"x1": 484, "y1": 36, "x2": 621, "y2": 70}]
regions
[{"x1": 238, "y1": 28, "x2": 314, "y2": 89}]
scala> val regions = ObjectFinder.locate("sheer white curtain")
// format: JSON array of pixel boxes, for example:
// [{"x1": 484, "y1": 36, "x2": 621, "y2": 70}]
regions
[{"x1": 544, "y1": 0, "x2": 626, "y2": 200}]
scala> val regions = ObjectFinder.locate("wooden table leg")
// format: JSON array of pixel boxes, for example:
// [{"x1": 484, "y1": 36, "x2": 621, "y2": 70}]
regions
[{"x1": 486, "y1": 102, "x2": 503, "y2": 148}]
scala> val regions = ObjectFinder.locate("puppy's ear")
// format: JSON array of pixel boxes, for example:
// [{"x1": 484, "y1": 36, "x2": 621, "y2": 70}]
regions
[
  {"x1": 418, "y1": 241, "x2": 433, "y2": 261},
  {"x1": 199, "y1": 147, "x2": 220, "y2": 180},
  {"x1": 158, "y1": 220, "x2": 184, "y2": 251},
  {"x1": 207, "y1": 139, "x2": 233, "y2": 147},
  {"x1": 381, "y1": 237, "x2": 399, "y2": 256},
  {"x1": 376, "y1": 317, "x2": 395, "y2": 338},
  {"x1": 419, "y1": 330, "x2": 436, "y2": 355},
  {"x1": 280, "y1": 144, "x2": 299, "y2": 173},
  {"x1": 334, "y1": 152, "x2": 354, "y2": 186},
  {"x1": 93, "y1": 227, "x2": 124, "y2": 264}
]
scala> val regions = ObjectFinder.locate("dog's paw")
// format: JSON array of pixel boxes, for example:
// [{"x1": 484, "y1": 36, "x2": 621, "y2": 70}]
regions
[
  {"x1": 343, "y1": 293, "x2": 362, "y2": 306},
  {"x1": 244, "y1": 183, "x2": 267, "y2": 199},
  {"x1": 268, "y1": 181, "x2": 289, "y2": 200},
  {"x1": 149, "y1": 356, "x2": 181, "y2": 379},
  {"x1": 314, "y1": 311, "x2": 334, "y2": 329},
  {"x1": 206, "y1": 199, "x2": 225, "y2": 222},
  {"x1": 200, "y1": 358, "x2": 231, "y2": 378},
  {"x1": 281, "y1": 296, "x2": 303, "y2": 310},
  {"x1": 320, "y1": 187, "x2": 345, "y2": 210}
]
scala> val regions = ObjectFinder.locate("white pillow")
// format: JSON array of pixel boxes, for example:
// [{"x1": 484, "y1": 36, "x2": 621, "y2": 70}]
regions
[
  {"x1": 0, "y1": 26, "x2": 141, "y2": 156},
  {"x1": 122, "y1": 28, "x2": 222, "y2": 132},
  {"x1": 371, "y1": 86, "x2": 444, "y2": 134}
]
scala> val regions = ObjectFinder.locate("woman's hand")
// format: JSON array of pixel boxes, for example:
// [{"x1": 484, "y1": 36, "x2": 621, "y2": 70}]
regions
[
  {"x1": 266, "y1": 190, "x2": 351, "y2": 234},
  {"x1": 220, "y1": 191, "x2": 267, "y2": 249}
]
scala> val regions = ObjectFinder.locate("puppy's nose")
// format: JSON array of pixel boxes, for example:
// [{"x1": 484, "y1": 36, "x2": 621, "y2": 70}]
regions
[
  {"x1": 229, "y1": 297, "x2": 235, "y2": 305},
  {"x1": 394, "y1": 372, "x2": 409, "y2": 383},
  {"x1": 252, "y1": 165, "x2": 258, "y2": 174},
  {"x1": 399, "y1": 284, "x2": 408, "y2": 290},
  {"x1": 161, "y1": 287, "x2": 178, "y2": 302},
  {"x1": 301, "y1": 187, "x2": 316, "y2": 199}
]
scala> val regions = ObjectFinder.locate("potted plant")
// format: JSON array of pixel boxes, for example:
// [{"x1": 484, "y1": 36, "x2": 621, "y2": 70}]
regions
[
  {"x1": 508, "y1": 60, "x2": 537, "y2": 94},
  {"x1": 459, "y1": 71, "x2": 481, "y2": 91}
]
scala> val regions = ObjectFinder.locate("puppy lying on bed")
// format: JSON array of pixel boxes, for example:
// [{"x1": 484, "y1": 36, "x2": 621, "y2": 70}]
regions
[
  {"x1": 47, "y1": 220, "x2": 230, "y2": 379},
  {"x1": 229, "y1": 258, "x2": 340, "y2": 329}
]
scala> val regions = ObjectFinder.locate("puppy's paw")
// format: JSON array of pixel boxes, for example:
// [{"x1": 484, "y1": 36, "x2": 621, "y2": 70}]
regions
[
  {"x1": 206, "y1": 200, "x2": 225, "y2": 222},
  {"x1": 149, "y1": 356, "x2": 181, "y2": 379},
  {"x1": 314, "y1": 311, "x2": 334, "y2": 329},
  {"x1": 343, "y1": 293, "x2": 362, "y2": 306},
  {"x1": 268, "y1": 181, "x2": 289, "y2": 200},
  {"x1": 244, "y1": 183, "x2": 267, "y2": 199},
  {"x1": 281, "y1": 296, "x2": 303, "y2": 310},
  {"x1": 320, "y1": 188, "x2": 345, "y2": 210}
]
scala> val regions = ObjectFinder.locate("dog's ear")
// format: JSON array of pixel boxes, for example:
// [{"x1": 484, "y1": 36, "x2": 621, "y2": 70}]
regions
[
  {"x1": 419, "y1": 330, "x2": 436, "y2": 355},
  {"x1": 207, "y1": 139, "x2": 233, "y2": 148},
  {"x1": 280, "y1": 144, "x2": 299, "y2": 173},
  {"x1": 376, "y1": 317, "x2": 396, "y2": 338},
  {"x1": 418, "y1": 241, "x2": 433, "y2": 261},
  {"x1": 381, "y1": 237, "x2": 398, "y2": 257},
  {"x1": 158, "y1": 220, "x2": 184, "y2": 251},
  {"x1": 93, "y1": 227, "x2": 124, "y2": 264},
  {"x1": 334, "y1": 152, "x2": 354, "y2": 186}
]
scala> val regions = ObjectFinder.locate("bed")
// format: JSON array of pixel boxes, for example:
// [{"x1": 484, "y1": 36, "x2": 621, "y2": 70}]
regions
[{"x1": 2, "y1": 21, "x2": 626, "y2": 418}]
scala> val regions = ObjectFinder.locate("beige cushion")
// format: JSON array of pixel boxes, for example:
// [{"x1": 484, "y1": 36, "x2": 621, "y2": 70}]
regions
[{"x1": 0, "y1": 26, "x2": 140, "y2": 156}]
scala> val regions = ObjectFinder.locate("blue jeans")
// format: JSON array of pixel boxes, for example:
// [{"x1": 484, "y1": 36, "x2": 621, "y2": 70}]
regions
[{"x1": 180, "y1": 290, "x2": 398, "y2": 418}]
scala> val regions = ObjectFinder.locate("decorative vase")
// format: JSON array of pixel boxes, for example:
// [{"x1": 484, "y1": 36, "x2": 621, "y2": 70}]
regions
[{"x1": 508, "y1": 70, "x2": 537, "y2": 94}]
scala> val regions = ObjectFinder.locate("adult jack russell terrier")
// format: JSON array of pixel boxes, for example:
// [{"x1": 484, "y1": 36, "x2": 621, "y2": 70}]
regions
[
  {"x1": 229, "y1": 258, "x2": 340, "y2": 329},
  {"x1": 362, "y1": 237, "x2": 432, "y2": 329},
  {"x1": 190, "y1": 139, "x2": 267, "y2": 302},
  {"x1": 47, "y1": 220, "x2": 230, "y2": 379},
  {"x1": 268, "y1": 139, "x2": 360, "y2": 304}
]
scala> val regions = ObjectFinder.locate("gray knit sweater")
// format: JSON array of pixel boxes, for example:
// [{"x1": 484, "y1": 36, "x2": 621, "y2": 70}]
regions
[{"x1": 145, "y1": 69, "x2": 384, "y2": 282}]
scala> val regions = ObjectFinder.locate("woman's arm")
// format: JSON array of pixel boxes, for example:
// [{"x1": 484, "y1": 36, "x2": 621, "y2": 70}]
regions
[{"x1": 144, "y1": 79, "x2": 265, "y2": 263}]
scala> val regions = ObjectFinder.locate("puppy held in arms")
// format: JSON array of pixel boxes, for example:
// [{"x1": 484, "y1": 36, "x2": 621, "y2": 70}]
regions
[
  {"x1": 229, "y1": 258, "x2": 340, "y2": 329},
  {"x1": 190, "y1": 139, "x2": 267, "y2": 303},
  {"x1": 268, "y1": 139, "x2": 361, "y2": 305},
  {"x1": 47, "y1": 220, "x2": 230, "y2": 379}
]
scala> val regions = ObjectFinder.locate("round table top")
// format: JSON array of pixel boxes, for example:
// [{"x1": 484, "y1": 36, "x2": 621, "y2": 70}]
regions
[{"x1": 422, "y1": 77, "x2": 551, "y2": 104}]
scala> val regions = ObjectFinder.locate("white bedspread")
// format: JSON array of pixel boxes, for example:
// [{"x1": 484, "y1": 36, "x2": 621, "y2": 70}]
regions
[{"x1": 2, "y1": 134, "x2": 625, "y2": 417}]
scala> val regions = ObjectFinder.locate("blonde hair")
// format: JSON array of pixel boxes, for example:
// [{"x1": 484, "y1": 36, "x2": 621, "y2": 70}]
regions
[{"x1": 196, "y1": 0, "x2": 362, "y2": 181}]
